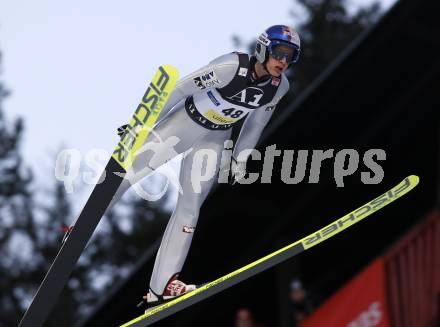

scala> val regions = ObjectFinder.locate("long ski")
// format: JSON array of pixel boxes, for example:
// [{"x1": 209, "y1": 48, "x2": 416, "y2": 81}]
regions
[
  {"x1": 19, "y1": 65, "x2": 179, "y2": 327},
  {"x1": 121, "y1": 175, "x2": 419, "y2": 327}
]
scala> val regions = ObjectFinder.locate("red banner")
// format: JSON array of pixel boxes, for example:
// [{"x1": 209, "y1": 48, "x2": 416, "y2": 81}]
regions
[{"x1": 300, "y1": 258, "x2": 390, "y2": 327}]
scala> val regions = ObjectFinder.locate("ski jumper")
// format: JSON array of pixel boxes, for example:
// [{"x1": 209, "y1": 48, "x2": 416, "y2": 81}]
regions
[{"x1": 108, "y1": 52, "x2": 289, "y2": 294}]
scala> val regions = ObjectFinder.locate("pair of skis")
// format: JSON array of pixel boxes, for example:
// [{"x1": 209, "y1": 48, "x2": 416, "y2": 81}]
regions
[{"x1": 19, "y1": 64, "x2": 420, "y2": 327}]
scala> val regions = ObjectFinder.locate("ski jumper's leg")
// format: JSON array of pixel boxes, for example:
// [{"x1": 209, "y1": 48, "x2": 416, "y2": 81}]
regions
[
  {"x1": 149, "y1": 127, "x2": 232, "y2": 294},
  {"x1": 108, "y1": 101, "x2": 209, "y2": 208}
]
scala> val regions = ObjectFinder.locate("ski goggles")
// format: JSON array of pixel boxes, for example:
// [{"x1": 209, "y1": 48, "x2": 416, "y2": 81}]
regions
[{"x1": 268, "y1": 42, "x2": 300, "y2": 64}]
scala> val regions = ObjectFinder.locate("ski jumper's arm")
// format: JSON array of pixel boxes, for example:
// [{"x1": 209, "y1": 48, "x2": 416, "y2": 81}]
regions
[
  {"x1": 232, "y1": 75, "x2": 290, "y2": 162},
  {"x1": 155, "y1": 53, "x2": 239, "y2": 123}
]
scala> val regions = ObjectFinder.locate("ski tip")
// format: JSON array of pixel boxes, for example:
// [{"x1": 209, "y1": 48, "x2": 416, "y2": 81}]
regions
[
  {"x1": 159, "y1": 64, "x2": 179, "y2": 77},
  {"x1": 406, "y1": 175, "x2": 420, "y2": 186}
]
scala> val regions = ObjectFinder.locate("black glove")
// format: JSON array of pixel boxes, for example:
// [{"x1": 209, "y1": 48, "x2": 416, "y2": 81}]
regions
[{"x1": 117, "y1": 124, "x2": 129, "y2": 137}]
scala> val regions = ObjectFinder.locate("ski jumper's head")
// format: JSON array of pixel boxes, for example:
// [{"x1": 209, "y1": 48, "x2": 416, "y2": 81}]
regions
[{"x1": 254, "y1": 25, "x2": 301, "y2": 77}]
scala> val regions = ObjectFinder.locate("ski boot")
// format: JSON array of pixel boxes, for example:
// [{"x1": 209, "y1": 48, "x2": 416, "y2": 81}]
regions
[{"x1": 138, "y1": 274, "x2": 197, "y2": 313}]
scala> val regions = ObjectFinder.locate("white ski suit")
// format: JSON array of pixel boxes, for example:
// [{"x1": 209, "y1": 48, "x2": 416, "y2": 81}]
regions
[{"x1": 109, "y1": 51, "x2": 289, "y2": 294}]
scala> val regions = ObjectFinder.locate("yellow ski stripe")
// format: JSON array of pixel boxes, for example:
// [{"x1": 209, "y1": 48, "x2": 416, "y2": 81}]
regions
[
  {"x1": 112, "y1": 65, "x2": 179, "y2": 171},
  {"x1": 120, "y1": 175, "x2": 419, "y2": 327},
  {"x1": 301, "y1": 175, "x2": 419, "y2": 249}
]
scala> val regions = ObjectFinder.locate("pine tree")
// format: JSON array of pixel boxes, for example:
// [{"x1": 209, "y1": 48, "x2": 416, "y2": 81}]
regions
[
  {"x1": 0, "y1": 50, "x2": 39, "y2": 326},
  {"x1": 286, "y1": 0, "x2": 381, "y2": 97},
  {"x1": 0, "y1": 48, "x2": 78, "y2": 326},
  {"x1": 234, "y1": 0, "x2": 381, "y2": 96}
]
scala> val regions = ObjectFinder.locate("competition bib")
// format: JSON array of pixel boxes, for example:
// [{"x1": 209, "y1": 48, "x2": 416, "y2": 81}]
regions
[{"x1": 192, "y1": 89, "x2": 254, "y2": 126}]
